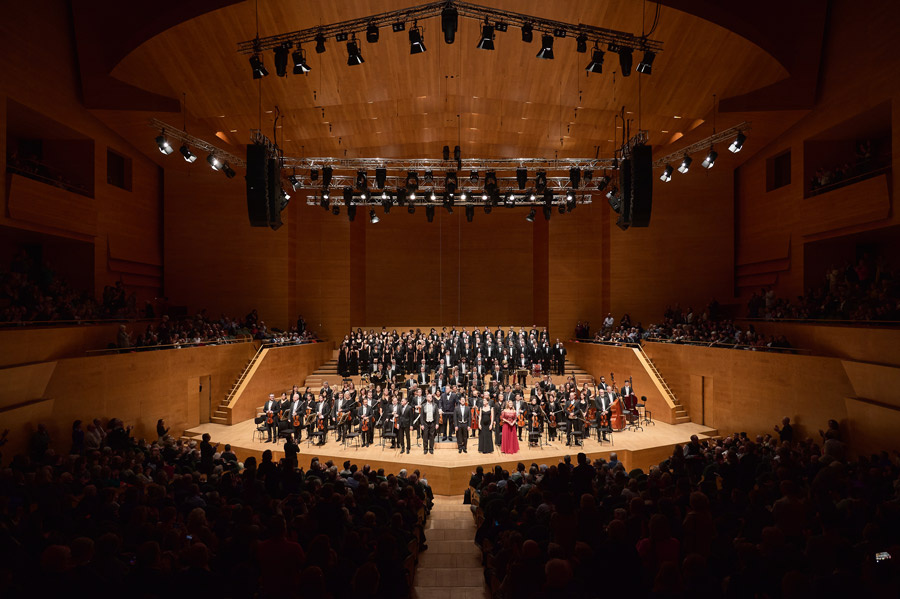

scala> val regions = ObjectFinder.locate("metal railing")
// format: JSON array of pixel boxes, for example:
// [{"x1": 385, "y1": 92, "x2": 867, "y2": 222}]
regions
[
  {"x1": 86, "y1": 336, "x2": 254, "y2": 356},
  {"x1": 737, "y1": 317, "x2": 900, "y2": 329},
  {"x1": 644, "y1": 337, "x2": 812, "y2": 355}
]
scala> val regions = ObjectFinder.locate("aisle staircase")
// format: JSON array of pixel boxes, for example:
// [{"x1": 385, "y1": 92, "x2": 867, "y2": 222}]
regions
[
  {"x1": 413, "y1": 495, "x2": 487, "y2": 599},
  {"x1": 300, "y1": 351, "x2": 341, "y2": 389},
  {"x1": 210, "y1": 343, "x2": 266, "y2": 424},
  {"x1": 635, "y1": 345, "x2": 690, "y2": 423}
]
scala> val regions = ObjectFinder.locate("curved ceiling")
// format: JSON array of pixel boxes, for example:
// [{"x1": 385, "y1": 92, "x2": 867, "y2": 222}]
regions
[{"x1": 99, "y1": 1, "x2": 796, "y2": 159}]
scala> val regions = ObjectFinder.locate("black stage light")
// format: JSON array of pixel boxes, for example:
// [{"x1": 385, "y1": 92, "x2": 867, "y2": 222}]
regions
[
  {"x1": 375, "y1": 167, "x2": 386, "y2": 189},
  {"x1": 542, "y1": 205, "x2": 552, "y2": 220},
  {"x1": 596, "y1": 175, "x2": 609, "y2": 191},
  {"x1": 207, "y1": 153, "x2": 221, "y2": 171},
  {"x1": 369, "y1": 209, "x2": 379, "y2": 224},
  {"x1": 292, "y1": 48, "x2": 311, "y2": 74},
  {"x1": 637, "y1": 51, "x2": 655, "y2": 74},
  {"x1": 576, "y1": 34, "x2": 588, "y2": 53},
  {"x1": 442, "y1": 6, "x2": 458, "y2": 44},
  {"x1": 558, "y1": 200, "x2": 566, "y2": 214},
  {"x1": 289, "y1": 174, "x2": 301, "y2": 190},
  {"x1": 484, "y1": 171, "x2": 497, "y2": 192},
  {"x1": 567, "y1": 195, "x2": 577, "y2": 212},
  {"x1": 701, "y1": 148, "x2": 718, "y2": 169},
  {"x1": 660, "y1": 164, "x2": 673, "y2": 182},
  {"x1": 454, "y1": 145, "x2": 461, "y2": 161},
  {"x1": 443, "y1": 193, "x2": 453, "y2": 213},
  {"x1": 392, "y1": 21, "x2": 406, "y2": 32},
  {"x1": 478, "y1": 24, "x2": 495, "y2": 50},
  {"x1": 677, "y1": 155, "x2": 692, "y2": 174},
  {"x1": 315, "y1": 33, "x2": 326, "y2": 54},
  {"x1": 729, "y1": 132, "x2": 746, "y2": 153},
  {"x1": 366, "y1": 23, "x2": 379, "y2": 43},
  {"x1": 535, "y1": 170, "x2": 547, "y2": 191},
  {"x1": 343, "y1": 187, "x2": 353, "y2": 205},
  {"x1": 156, "y1": 131, "x2": 173, "y2": 155},
  {"x1": 409, "y1": 26, "x2": 426, "y2": 54},
  {"x1": 445, "y1": 171, "x2": 458, "y2": 193},
  {"x1": 469, "y1": 170, "x2": 479, "y2": 183},
  {"x1": 320, "y1": 195, "x2": 328, "y2": 210},
  {"x1": 505, "y1": 193, "x2": 516, "y2": 207},
  {"x1": 310, "y1": 169, "x2": 319, "y2": 181},
  {"x1": 382, "y1": 192, "x2": 392, "y2": 213},
  {"x1": 583, "y1": 169, "x2": 593, "y2": 184},
  {"x1": 495, "y1": 22, "x2": 508, "y2": 32},
  {"x1": 336, "y1": 32, "x2": 349, "y2": 42},
  {"x1": 543, "y1": 188, "x2": 554, "y2": 206},
  {"x1": 586, "y1": 48, "x2": 604, "y2": 73},
  {"x1": 332, "y1": 204, "x2": 340, "y2": 216},
  {"x1": 348, "y1": 204, "x2": 356, "y2": 222},
  {"x1": 569, "y1": 167, "x2": 581, "y2": 189},
  {"x1": 484, "y1": 201, "x2": 492, "y2": 214},
  {"x1": 426, "y1": 205, "x2": 435, "y2": 222},
  {"x1": 553, "y1": 28, "x2": 567, "y2": 38},
  {"x1": 322, "y1": 190, "x2": 330, "y2": 201},
  {"x1": 617, "y1": 46, "x2": 633, "y2": 75},
  {"x1": 443, "y1": 145, "x2": 450, "y2": 160},
  {"x1": 274, "y1": 44, "x2": 289, "y2": 77},
  {"x1": 179, "y1": 144, "x2": 196, "y2": 163},
  {"x1": 537, "y1": 35, "x2": 554, "y2": 59},
  {"x1": 356, "y1": 170, "x2": 368, "y2": 190},
  {"x1": 405, "y1": 171, "x2": 419, "y2": 191},
  {"x1": 424, "y1": 170, "x2": 433, "y2": 184},
  {"x1": 322, "y1": 166, "x2": 333, "y2": 187},
  {"x1": 526, "y1": 208, "x2": 536, "y2": 222},
  {"x1": 346, "y1": 39, "x2": 364, "y2": 66},
  {"x1": 250, "y1": 54, "x2": 268, "y2": 79},
  {"x1": 516, "y1": 167, "x2": 527, "y2": 190},
  {"x1": 222, "y1": 162, "x2": 236, "y2": 178},
  {"x1": 465, "y1": 205, "x2": 474, "y2": 222},
  {"x1": 521, "y1": 23, "x2": 533, "y2": 43}
]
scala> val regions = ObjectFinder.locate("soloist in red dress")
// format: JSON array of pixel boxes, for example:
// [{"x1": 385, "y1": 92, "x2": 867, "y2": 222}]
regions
[{"x1": 501, "y1": 409, "x2": 519, "y2": 454}]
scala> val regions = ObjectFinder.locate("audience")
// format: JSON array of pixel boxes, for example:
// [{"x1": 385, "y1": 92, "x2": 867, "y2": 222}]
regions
[
  {"x1": 0, "y1": 417, "x2": 430, "y2": 598},
  {"x1": 471, "y1": 422, "x2": 900, "y2": 598}
]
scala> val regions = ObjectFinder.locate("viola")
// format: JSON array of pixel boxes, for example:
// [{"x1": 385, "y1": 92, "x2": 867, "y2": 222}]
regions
[
  {"x1": 361, "y1": 415, "x2": 370, "y2": 432},
  {"x1": 586, "y1": 406, "x2": 597, "y2": 422},
  {"x1": 266, "y1": 411, "x2": 274, "y2": 426},
  {"x1": 517, "y1": 412, "x2": 526, "y2": 427},
  {"x1": 549, "y1": 411, "x2": 557, "y2": 428},
  {"x1": 532, "y1": 413, "x2": 539, "y2": 429},
  {"x1": 317, "y1": 415, "x2": 325, "y2": 431},
  {"x1": 292, "y1": 412, "x2": 301, "y2": 428}
]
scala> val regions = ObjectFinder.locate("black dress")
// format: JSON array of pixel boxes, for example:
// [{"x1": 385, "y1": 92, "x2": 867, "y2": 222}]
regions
[
  {"x1": 338, "y1": 346, "x2": 349, "y2": 376},
  {"x1": 349, "y1": 349, "x2": 359, "y2": 376},
  {"x1": 478, "y1": 406, "x2": 494, "y2": 453}
]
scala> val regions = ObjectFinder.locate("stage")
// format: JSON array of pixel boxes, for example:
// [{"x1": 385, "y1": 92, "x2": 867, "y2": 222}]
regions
[{"x1": 185, "y1": 417, "x2": 718, "y2": 495}]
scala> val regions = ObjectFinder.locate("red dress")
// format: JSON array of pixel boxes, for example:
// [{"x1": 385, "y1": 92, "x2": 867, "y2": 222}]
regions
[{"x1": 501, "y1": 409, "x2": 519, "y2": 454}]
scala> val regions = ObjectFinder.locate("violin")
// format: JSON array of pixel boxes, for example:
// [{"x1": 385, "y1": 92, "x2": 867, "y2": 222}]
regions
[
  {"x1": 266, "y1": 411, "x2": 274, "y2": 426},
  {"x1": 517, "y1": 411, "x2": 526, "y2": 428},
  {"x1": 549, "y1": 409, "x2": 557, "y2": 428},
  {"x1": 532, "y1": 412, "x2": 539, "y2": 429},
  {"x1": 361, "y1": 415, "x2": 370, "y2": 432},
  {"x1": 586, "y1": 405, "x2": 597, "y2": 422},
  {"x1": 317, "y1": 415, "x2": 325, "y2": 430},
  {"x1": 292, "y1": 412, "x2": 301, "y2": 428}
]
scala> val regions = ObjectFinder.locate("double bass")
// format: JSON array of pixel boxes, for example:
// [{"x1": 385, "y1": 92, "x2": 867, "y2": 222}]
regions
[
  {"x1": 471, "y1": 405, "x2": 480, "y2": 430},
  {"x1": 609, "y1": 372, "x2": 626, "y2": 430}
]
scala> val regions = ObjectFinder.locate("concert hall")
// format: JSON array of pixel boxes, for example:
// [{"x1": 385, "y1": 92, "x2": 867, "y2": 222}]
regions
[{"x1": 2, "y1": 0, "x2": 900, "y2": 597}]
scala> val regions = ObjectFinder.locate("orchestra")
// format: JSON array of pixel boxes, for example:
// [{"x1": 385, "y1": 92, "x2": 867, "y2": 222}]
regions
[{"x1": 255, "y1": 327, "x2": 645, "y2": 455}]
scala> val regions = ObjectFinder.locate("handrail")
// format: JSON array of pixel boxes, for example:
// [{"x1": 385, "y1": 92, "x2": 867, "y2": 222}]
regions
[
  {"x1": 0, "y1": 317, "x2": 157, "y2": 329},
  {"x1": 806, "y1": 163, "x2": 891, "y2": 197},
  {"x1": 570, "y1": 339, "x2": 642, "y2": 348},
  {"x1": 737, "y1": 317, "x2": 900, "y2": 329},
  {"x1": 644, "y1": 338, "x2": 812, "y2": 354},
  {"x1": 85, "y1": 336, "x2": 254, "y2": 355}
]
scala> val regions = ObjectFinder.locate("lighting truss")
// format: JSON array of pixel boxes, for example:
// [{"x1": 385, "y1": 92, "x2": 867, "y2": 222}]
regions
[
  {"x1": 236, "y1": 0, "x2": 663, "y2": 58},
  {"x1": 305, "y1": 193, "x2": 593, "y2": 208},
  {"x1": 652, "y1": 122, "x2": 751, "y2": 169},
  {"x1": 149, "y1": 118, "x2": 245, "y2": 167}
]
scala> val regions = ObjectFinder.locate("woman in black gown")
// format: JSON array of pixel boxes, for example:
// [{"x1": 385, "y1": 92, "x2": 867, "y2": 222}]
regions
[
  {"x1": 338, "y1": 338, "x2": 350, "y2": 377},
  {"x1": 478, "y1": 398, "x2": 494, "y2": 454},
  {"x1": 349, "y1": 344, "x2": 360, "y2": 376}
]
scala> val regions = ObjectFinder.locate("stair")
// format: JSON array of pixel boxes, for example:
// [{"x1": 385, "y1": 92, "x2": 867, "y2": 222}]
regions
[
  {"x1": 301, "y1": 356, "x2": 342, "y2": 390},
  {"x1": 636, "y1": 345, "x2": 690, "y2": 423},
  {"x1": 215, "y1": 342, "x2": 267, "y2": 423},
  {"x1": 413, "y1": 495, "x2": 487, "y2": 599}
]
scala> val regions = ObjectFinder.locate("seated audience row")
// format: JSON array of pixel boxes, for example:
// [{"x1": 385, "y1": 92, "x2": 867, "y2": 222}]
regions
[
  {"x1": 0, "y1": 417, "x2": 427, "y2": 598},
  {"x1": 470, "y1": 420, "x2": 899, "y2": 598}
]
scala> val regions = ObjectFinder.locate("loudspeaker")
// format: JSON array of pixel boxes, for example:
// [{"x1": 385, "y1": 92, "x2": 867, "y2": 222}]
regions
[
  {"x1": 620, "y1": 158, "x2": 632, "y2": 225},
  {"x1": 246, "y1": 144, "x2": 269, "y2": 227},
  {"x1": 266, "y1": 157, "x2": 283, "y2": 230},
  {"x1": 630, "y1": 144, "x2": 653, "y2": 227}
]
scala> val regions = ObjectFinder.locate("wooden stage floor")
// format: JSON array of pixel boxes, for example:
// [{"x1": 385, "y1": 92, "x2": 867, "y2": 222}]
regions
[{"x1": 186, "y1": 418, "x2": 718, "y2": 495}]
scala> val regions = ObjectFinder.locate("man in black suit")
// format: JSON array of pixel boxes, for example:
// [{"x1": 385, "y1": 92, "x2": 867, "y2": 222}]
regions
[
  {"x1": 417, "y1": 365, "x2": 429, "y2": 386},
  {"x1": 357, "y1": 398, "x2": 375, "y2": 447},
  {"x1": 398, "y1": 397, "x2": 412, "y2": 454},
  {"x1": 554, "y1": 339, "x2": 567, "y2": 376},
  {"x1": 262, "y1": 393, "x2": 279, "y2": 443},
  {"x1": 596, "y1": 390, "x2": 613, "y2": 442},
  {"x1": 333, "y1": 392, "x2": 352, "y2": 442},
  {"x1": 420, "y1": 395, "x2": 438, "y2": 454},
  {"x1": 439, "y1": 386, "x2": 456, "y2": 441},
  {"x1": 453, "y1": 396, "x2": 470, "y2": 453}
]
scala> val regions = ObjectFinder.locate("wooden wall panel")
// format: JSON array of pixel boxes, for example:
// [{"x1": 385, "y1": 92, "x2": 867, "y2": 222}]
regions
[
  {"x1": 0, "y1": 362, "x2": 56, "y2": 410},
  {"x1": 163, "y1": 168, "x2": 290, "y2": 328},
  {"x1": 0, "y1": 323, "x2": 126, "y2": 367},
  {"x1": 843, "y1": 397, "x2": 900, "y2": 456}
]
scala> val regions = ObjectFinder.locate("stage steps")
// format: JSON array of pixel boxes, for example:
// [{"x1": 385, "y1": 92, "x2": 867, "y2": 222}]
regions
[
  {"x1": 413, "y1": 495, "x2": 487, "y2": 599},
  {"x1": 211, "y1": 343, "x2": 267, "y2": 424},
  {"x1": 300, "y1": 357, "x2": 342, "y2": 390},
  {"x1": 635, "y1": 345, "x2": 690, "y2": 423}
]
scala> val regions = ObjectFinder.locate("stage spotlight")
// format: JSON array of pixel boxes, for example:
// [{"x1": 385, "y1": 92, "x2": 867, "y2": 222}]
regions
[
  {"x1": 332, "y1": 205, "x2": 340, "y2": 216},
  {"x1": 543, "y1": 188, "x2": 553, "y2": 205},
  {"x1": 465, "y1": 205, "x2": 474, "y2": 222},
  {"x1": 516, "y1": 167, "x2": 527, "y2": 190},
  {"x1": 443, "y1": 193, "x2": 453, "y2": 213},
  {"x1": 424, "y1": 170, "x2": 434, "y2": 184},
  {"x1": 443, "y1": 145, "x2": 450, "y2": 160},
  {"x1": 521, "y1": 23, "x2": 533, "y2": 43},
  {"x1": 392, "y1": 21, "x2": 405, "y2": 32},
  {"x1": 543, "y1": 205, "x2": 552, "y2": 220},
  {"x1": 155, "y1": 131, "x2": 174, "y2": 155},
  {"x1": 348, "y1": 204, "x2": 356, "y2": 222},
  {"x1": 606, "y1": 187, "x2": 618, "y2": 200},
  {"x1": 677, "y1": 155, "x2": 692, "y2": 174},
  {"x1": 382, "y1": 193, "x2": 391, "y2": 213},
  {"x1": 701, "y1": 148, "x2": 718, "y2": 169},
  {"x1": 292, "y1": 48, "x2": 311, "y2": 74},
  {"x1": 178, "y1": 144, "x2": 195, "y2": 162},
  {"x1": 460, "y1": 191, "x2": 467, "y2": 200},
  {"x1": 207, "y1": 153, "x2": 221, "y2": 171},
  {"x1": 535, "y1": 170, "x2": 547, "y2": 191},
  {"x1": 429, "y1": 191, "x2": 437, "y2": 201},
  {"x1": 442, "y1": 6, "x2": 458, "y2": 44},
  {"x1": 320, "y1": 196, "x2": 328, "y2": 210},
  {"x1": 408, "y1": 202, "x2": 416, "y2": 214},
  {"x1": 274, "y1": 44, "x2": 289, "y2": 77},
  {"x1": 576, "y1": 34, "x2": 588, "y2": 53},
  {"x1": 322, "y1": 190, "x2": 330, "y2": 201},
  {"x1": 586, "y1": 48, "x2": 604, "y2": 73},
  {"x1": 426, "y1": 205, "x2": 435, "y2": 222},
  {"x1": 369, "y1": 209, "x2": 379, "y2": 224},
  {"x1": 608, "y1": 193, "x2": 621, "y2": 213},
  {"x1": 346, "y1": 39, "x2": 364, "y2": 66},
  {"x1": 343, "y1": 186, "x2": 353, "y2": 206},
  {"x1": 558, "y1": 200, "x2": 566, "y2": 214},
  {"x1": 484, "y1": 171, "x2": 498, "y2": 192},
  {"x1": 289, "y1": 174, "x2": 301, "y2": 190},
  {"x1": 565, "y1": 190, "x2": 575, "y2": 202},
  {"x1": 505, "y1": 193, "x2": 516, "y2": 207},
  {"x1": 596, "y1": 175, "x2": 609, "y2": 191},
  {"x1": 553, "y1": 28, "x2": 567, "y2": 38},
  {"x1": 526, "y1": 208, "x2": 536, "y2": 222},
  {"x1": 495, "y1": 22, "x2": 508, "y2": 32},
  {"x1": 366, "y1": 23, "x2": 379, "y2": 43},
  {"x1": 529, "y1": 190, "x2": 537, "y2": 201},
  {"x1": 375, "y1": 167, "x2": 386, "y2": 189},
  {"x1": 567, "y1": 195, "x2": 576, "y2": 212},
  {"x1": 484, "y1": 201, "x2": 492, "y2": 214},
  {"x1": 409, "y1": 191, "x2": 417, "y2": 201},
  {"x1": 222, "y1": 163, "x2": 236, "y2": 178},
  {"x1": 249, "y1": 54, "x2": 268, "y2": 79},
  {"x1": 409, "y1": 26, "x2": 426, "y2": 54},
  {"x1": 469, "y1": 170, "x2": 479, "y2": 183},
  {"x1": 356, "y1": 170, "x2": 368, "y2": 190},
  {"x1": 616, "y1": 46, "x2": 633, "y2": 75},
  {"x1": 322, "y1": 166, "x2": 333, "y2": 188},
  {"x1": 445, "y1": 171, "x2": 458, "y2": 193},
  {"x1": 660, "y1": 164, "x2": 673, "y2": 182},
  {"x1": 406, "y1": 171, "x2": 419, "y2": 191},
  {"x1": 454, "y1": 145, "x2": 461, "y2": 161},
  {"x1": 537, "y1": 34, "x2": 554, "y2": 59},
  {"x1": 569, "y1": 167, "x2": 581, "y2": 189},
  {"x1": 477, "y1": 23, "x2": 495, "y2": 50},
  {"x1": 315, "y1": 33, "x2": 326, "y2": 54},
  {"x1": 583, "y1": 170, "x2": 593, "y2": 184},
  {"x1": 336, "y1": 32, "x2": 349, "y2": 42},
  {"x1": 481, "y1": 193, "x2": 489, "y2": 201},
  {"x1": 359, "y1": 190, "x2": 367, "y2": 201},
  {"x1": 728, "y1": 132, "x2": 746, "y2": 153},
  {"x1": 637, "y1": 51, "x2": 655, "y2": 74},
  {"x1": 310, "y1": 169, "x2": 319, "y2": 181}
]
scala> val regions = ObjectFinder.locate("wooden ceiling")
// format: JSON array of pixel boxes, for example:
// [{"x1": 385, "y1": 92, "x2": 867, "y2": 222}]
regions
[{"x1": 104, "y1": 0, "x2": 789, "y2": 163}]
